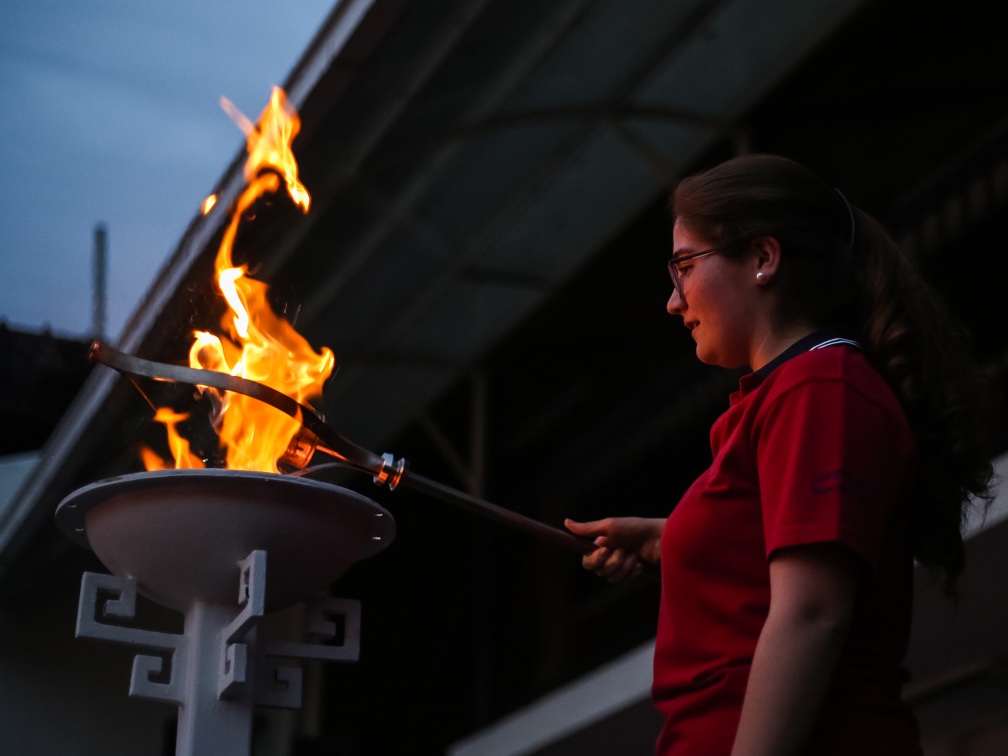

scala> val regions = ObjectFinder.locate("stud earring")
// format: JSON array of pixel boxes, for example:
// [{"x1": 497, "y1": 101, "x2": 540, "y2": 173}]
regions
[{"x1": 756, "y1": 271, "x2": 766, "y2": 282}]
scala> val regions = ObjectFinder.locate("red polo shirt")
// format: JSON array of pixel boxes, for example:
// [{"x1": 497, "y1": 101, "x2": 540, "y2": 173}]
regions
[{"x1": 653, "y1": 334, "x2": 922, "y2": 755}]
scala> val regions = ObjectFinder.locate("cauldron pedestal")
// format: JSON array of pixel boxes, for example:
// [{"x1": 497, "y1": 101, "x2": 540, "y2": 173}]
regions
[{"x1": 56, "y1": 469, "x2": 394, "y2": 756}]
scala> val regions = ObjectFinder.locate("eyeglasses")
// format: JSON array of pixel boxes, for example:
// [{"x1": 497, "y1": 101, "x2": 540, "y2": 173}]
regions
[{"x1": 667, "y1": 248, "x2": 720, "y2": 304}]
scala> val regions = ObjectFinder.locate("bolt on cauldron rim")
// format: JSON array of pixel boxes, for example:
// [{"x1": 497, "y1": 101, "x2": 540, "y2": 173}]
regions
[{"x1": 55, "y1": 468, "x2": 395, "y2": 612}]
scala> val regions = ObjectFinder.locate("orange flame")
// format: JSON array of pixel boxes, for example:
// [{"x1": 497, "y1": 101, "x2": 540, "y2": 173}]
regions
[
  {"x1": 143, "y1": 86, "x2": 333, "y2": 473},
  {"x1": 143, "y1": 408, "x2": 206, "y2": 470}
]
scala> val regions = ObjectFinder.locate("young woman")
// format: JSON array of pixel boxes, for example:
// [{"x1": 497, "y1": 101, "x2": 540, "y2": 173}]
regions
[{"x1": 565, "y1": 154, "x2": 994, "y2": 755}]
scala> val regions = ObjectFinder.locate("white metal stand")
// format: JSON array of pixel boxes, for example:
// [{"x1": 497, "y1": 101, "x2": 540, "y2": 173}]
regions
[{"x1": 76, "y1": 549, "x2": 361, "y2": 756}]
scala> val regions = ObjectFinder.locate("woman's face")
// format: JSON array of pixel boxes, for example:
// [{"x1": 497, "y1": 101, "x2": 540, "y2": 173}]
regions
[{"x1": 667, "y1": 222, "x2": 764, "y2": 369}]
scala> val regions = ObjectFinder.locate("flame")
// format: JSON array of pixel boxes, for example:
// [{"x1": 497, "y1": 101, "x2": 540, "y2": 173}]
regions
[
  {"x1": 146, "y1": 408, "x2": 206, "y2": 470},
  {"x1": 143, "y1": 86, "x2": 333, "y2": 473},
  {"x1": 201, "y1": 194, "x2": 217, "y2": 214}
]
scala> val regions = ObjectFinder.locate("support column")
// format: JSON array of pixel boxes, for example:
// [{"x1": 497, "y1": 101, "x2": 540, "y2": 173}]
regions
[{"x1": 175, "y1": 602, "x2": 255, "y2": 756}]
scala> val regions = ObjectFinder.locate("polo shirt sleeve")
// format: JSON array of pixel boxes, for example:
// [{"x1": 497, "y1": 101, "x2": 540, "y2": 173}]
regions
[{"x1": 755, "y1": 374, "x2": 913, "y2": 568}]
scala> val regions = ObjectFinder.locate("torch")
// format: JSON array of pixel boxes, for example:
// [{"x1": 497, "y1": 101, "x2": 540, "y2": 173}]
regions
[{"x1": 90, "y1": 341, "x2": 661, "y2": 582}]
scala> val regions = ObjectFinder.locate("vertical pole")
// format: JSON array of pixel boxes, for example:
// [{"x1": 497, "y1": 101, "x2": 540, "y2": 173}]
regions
[
  {"x1": 469, "y1": 370, "x2": 487, "y2": 497},
  {"x1": 92, "y1": 223, "x2": 107, "y2": 340},
  {"x1": 175, "y1": 602, "x2": 255, "y2": 756},
  {"x1": 469, "y1": 369, "x2": 492, "y2": 725}
]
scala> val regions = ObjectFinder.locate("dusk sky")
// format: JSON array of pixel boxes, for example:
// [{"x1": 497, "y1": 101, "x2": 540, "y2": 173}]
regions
[{"x1": 0, "y1": 0, "x2": 334, "y2": 340}]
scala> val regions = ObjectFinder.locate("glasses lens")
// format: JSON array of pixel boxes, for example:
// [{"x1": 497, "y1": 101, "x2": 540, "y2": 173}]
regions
[{"x1": 667, "y1": 260, "x2": 684, "y2": 302}]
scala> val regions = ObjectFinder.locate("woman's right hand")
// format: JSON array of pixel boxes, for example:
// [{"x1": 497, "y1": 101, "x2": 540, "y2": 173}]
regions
[{"x1": 563, "y1": 517, "x2": 665, "y2": 583}]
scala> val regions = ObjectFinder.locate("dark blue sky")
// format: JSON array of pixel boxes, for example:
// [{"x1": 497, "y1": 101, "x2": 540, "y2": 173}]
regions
[{"x1": 0, "y1": 0, "x2": 333, "y2": 339}]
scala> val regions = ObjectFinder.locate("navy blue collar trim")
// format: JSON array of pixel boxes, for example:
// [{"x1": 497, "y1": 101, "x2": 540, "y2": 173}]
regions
[{"x1": 752, "y1": 328, "x2": 861, "y2": 380}]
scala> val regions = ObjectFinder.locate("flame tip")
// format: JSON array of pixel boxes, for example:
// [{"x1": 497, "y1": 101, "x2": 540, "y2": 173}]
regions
[{"x1": 149, "y1": 86, "x2": 332, "y2": 473}]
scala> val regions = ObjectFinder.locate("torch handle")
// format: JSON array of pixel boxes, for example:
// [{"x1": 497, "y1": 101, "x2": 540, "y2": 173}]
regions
[
  {"x1": 90, "y1": 342, "x2": 661, "y2": 585},
  {"x1": 398, "y1": 470, "x2": 661, "y2": 584}
]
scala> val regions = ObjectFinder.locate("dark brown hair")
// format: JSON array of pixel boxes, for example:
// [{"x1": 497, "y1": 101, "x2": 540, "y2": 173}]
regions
[{"x1": 671, "y1": 153, "x2": 994, "y2": 590}]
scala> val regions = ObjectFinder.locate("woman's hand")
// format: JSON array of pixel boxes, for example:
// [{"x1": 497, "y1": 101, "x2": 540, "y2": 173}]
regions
[{"x1": 564, "y1": 517, "x2": 665, "y2": 583}]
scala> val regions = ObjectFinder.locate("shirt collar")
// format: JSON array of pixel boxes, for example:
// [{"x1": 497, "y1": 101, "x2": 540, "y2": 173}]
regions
[{"x1": 738, "y1": 328, "x2": 861, "y2": 391}]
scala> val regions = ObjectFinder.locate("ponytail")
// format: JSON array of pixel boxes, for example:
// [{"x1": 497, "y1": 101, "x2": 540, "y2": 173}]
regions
[{"x1": 854, "y1": 212, "x2": 994, "y2": 590}]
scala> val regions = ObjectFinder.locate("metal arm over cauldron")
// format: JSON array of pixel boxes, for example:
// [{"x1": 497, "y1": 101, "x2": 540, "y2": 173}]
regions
[{"x1": 90, "y1": 342, "x2": 660, "y2": 581}]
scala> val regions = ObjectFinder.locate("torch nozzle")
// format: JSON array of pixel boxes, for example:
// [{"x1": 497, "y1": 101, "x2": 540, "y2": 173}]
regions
[
  {"x1": 280, "y1": 426, "x2": 322, "y2": 469},
  {"x1": 280, "y1": 427, "x2": 355, "y2": 470},
  {"x1": 279, "y1": 428, "x2": 405, "y2": 490}
]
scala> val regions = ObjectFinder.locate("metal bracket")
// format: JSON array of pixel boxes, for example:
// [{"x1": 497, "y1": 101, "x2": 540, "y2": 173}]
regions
[
  {"x1": 76, "y1": 571, "x2": 186, "y2": 704},
  {"x1": 218, "y1": 550, "x2": 267, "y2": 699},
  {"x1": 254, "y1": 596, "x2": 362, "y2": 709},
  {"x1": 75, "y1": 551, "x2": 363, "y2": 713}
]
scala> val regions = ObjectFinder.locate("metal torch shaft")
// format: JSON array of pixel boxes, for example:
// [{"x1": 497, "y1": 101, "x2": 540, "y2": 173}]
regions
[
  {"x1": 395, "y1": 469, "x2": 662, "y2": 583},
  {"x1": 397, "y1": 470, "x2": 596, "y2": 555}
]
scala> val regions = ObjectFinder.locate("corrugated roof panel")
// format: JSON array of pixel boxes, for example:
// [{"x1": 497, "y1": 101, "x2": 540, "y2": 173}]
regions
[
  {"x1": 394, "y1": 278, "x2": 543, "y2": 360},
  {"x1": 478, "y1": 129, "x2": 666, "y2": 278},
  {"x1": 637, "y1": 0, "x2": 867, "y2": 115},
  {"x1": 507, "y1": 0, "x2": 716, "y2": 108}
]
